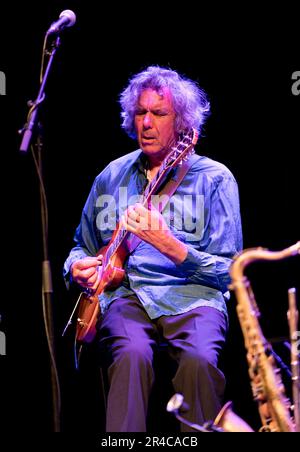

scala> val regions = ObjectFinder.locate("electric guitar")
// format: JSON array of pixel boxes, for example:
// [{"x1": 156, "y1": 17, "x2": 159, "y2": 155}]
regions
[{"x1": 68, "y1": 128, "x2": 198, "y2": 344}]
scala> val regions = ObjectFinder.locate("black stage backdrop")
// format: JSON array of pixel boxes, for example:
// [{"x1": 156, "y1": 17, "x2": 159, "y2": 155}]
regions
[{"x1": 1, "y1": 0, "x2": 299, "y2": 434}]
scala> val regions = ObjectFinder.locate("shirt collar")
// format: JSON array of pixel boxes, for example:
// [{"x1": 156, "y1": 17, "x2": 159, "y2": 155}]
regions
[{"x1": 133, "y1": 150, "x2": 148, "y2": 176}]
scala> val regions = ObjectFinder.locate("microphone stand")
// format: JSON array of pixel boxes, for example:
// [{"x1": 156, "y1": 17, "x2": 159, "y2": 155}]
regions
[{"x1": 19, "y1": 34, "x2": 61, "y2": 432}]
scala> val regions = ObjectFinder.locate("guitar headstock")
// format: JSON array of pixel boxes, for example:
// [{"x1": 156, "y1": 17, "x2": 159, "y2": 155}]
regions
[{"x1": 165, "y1": 128, "x2": 199, "y2": 169}]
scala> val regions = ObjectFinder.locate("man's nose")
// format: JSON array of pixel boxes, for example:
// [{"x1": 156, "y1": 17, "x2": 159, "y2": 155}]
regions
[{"x1": 143, "y1": 112, "x2": 153, "y2": 128}]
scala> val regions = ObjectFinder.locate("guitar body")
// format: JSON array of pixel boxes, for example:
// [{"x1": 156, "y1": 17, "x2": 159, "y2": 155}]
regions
[{"x1": 76, "y1": 229, "x2": 128, "y2": 343}]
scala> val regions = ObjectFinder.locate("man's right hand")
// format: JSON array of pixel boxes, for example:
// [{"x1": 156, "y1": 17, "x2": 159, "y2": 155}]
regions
[{"x1": 70, "y1": 256, "x2": 103, "y2": 292}]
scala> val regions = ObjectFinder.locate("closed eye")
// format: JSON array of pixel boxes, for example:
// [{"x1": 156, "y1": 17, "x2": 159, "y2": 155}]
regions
[{"x1": 135, "y1": 109, "x2": 169, "y2": 116}]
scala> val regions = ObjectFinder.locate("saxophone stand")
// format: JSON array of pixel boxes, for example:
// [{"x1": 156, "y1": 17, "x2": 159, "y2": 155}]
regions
[{"x1": 19, "y1": 34, "x2": 62, "y2": 432}]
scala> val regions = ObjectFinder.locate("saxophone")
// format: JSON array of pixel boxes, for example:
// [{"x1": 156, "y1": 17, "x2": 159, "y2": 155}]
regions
[{"x1": 229, "y1": 241, "x2": 300, "y2": 432}]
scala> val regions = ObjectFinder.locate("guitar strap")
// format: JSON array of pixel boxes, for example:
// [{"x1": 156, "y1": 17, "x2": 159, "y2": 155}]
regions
[{"x1": 126, "y1": 153, "x2": 198, "y2": 253}]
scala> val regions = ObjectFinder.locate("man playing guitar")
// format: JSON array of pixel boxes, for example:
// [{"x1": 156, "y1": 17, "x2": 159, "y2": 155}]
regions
[{"x1": 64, "y1": 66, "x2": 243, "y2": 432}]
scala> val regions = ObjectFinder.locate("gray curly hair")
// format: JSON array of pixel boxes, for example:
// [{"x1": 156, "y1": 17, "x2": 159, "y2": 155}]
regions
[{"x1": 119, "y1": 66, "x2": 210, "y2": 139}]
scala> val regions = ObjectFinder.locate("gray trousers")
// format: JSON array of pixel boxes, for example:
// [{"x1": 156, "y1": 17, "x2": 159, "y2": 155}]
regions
[{"x1": 98, "y1": 296, "x2": 227, "y2": 432}]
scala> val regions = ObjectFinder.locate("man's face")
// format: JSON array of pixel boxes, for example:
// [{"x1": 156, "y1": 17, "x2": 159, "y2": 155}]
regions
[{"x1": 134, "y1": 88, "x2": 177, "y2": 160}]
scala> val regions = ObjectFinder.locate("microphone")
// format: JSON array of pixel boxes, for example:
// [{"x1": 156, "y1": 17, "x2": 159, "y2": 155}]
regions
[{"x1": 47, "y1": 10, "x2": 76, "y2": 35}]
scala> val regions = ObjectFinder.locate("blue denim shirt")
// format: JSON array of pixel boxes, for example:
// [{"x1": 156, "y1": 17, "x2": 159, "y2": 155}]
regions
[{"x1": 63, "y1": 150, "x2": 243, "y2": 319}]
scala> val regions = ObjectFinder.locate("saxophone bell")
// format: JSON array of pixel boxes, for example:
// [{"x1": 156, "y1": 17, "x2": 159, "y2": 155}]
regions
[{"x1": 214, "y1": 401, "x2": 254, "y2": 432}]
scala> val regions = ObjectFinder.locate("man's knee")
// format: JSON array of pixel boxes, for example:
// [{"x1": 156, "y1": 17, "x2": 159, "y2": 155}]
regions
[
  {"x1": 113, "y1": 341, "x2": 153, "y2": 367},
  {"x1": 180, "y1": 348, "x2": 219, "y2": 373}
]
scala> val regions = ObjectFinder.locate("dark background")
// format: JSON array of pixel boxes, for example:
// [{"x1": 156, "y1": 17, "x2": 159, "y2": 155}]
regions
[{"x1": 0, "y1": 0, "x2": 299, "y2": 434}]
